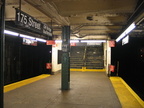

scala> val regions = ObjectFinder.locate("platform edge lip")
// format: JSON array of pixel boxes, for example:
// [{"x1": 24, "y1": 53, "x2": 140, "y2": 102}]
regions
[{"x1": 4, "y1": 74, "x2": 50, "y2": 93}]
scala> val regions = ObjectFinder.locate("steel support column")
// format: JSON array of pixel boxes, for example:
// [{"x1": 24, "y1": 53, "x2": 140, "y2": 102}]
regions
[
  {"x1": 0, "y1": 0, "x2": 5, "y2": 107},
  {"x1": 61, "y1": 26, "x2": 70, "y2": 90}
]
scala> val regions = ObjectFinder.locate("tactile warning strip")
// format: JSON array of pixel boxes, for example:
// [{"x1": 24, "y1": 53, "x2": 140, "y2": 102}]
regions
[
  {"x1": 4, "y1": 74, "x2": 50, "y2": 93},
  {"x1": 110, "y1": 77, "x2": 144, "y2": 108}
]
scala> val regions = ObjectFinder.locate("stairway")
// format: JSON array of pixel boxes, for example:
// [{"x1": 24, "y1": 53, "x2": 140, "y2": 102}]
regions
[
  {"x1": 85, "y1": 46, "x2": 104, "y2": 69},
  {"x1": 70, "y1": 44, "x2": 104, "y2": 69},
  {"x1": 70, "y1": 46, "x2": 85, "y2": 69}
]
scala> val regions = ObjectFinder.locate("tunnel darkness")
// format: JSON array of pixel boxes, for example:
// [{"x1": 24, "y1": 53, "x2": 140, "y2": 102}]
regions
[
  {"x1": 4, "y1": 35, "x2": 52, "y2": 85},
  {"x1": 111, "y1": 37, "x2": 144, "y2": 100}
]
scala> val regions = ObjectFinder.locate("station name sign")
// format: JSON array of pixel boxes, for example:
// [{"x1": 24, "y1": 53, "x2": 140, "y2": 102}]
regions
[{"x1": 15, "y1": 9, "x2": 52, "y2": 37}]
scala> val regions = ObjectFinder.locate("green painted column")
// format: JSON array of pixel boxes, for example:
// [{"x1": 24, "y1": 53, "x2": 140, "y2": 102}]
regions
[
  {"x1": 61, "y1": 26, "x2": 70, "y2": 90},
  {"x1": 0, "y1": 0, "x2": 5, "y2": 107}
]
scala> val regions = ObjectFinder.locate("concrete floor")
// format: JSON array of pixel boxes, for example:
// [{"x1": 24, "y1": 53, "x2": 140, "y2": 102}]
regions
[{"x1": 4, "y1": 72, "x2": 121, "y2": 108}]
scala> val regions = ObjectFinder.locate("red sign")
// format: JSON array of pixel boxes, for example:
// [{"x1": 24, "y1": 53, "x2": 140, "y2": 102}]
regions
[
  {"x1": 110, "y1": 65, "x2": 115, "y2": 72},
  {"x1": 109, "y1": 40, "x2": 115, "y2": 47},
  {"x1": 46, "y1": 40, "x2": 55, "y2": 45},
  {"x1": 70, "y1": 42, "x2": 76, "y2": 46},
  {"x1": 46, "y1": 63, "x2": 52, "y2": 69}
]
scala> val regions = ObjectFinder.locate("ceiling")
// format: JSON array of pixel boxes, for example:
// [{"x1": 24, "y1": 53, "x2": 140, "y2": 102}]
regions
[{"x1": 5, "y1": 0, "x2": 144, "y2": 40}]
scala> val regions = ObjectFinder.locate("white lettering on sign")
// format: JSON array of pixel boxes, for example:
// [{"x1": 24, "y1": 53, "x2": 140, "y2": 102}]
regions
[
  {"x1": 43, "y1": 29, "x2": 52, "y2": 36},
  {"x1": 16, "y1": 9, "x2": 52, "y2": 36},
  {"x1": 43, "y1": 24, "x2": 51, "y2": 32},
  {"x1": 17, "y1": 12, "x2": 42, "y2": 30},
  {"x1": 28, "y1": 17, "x2": 41, "y2": 30}
]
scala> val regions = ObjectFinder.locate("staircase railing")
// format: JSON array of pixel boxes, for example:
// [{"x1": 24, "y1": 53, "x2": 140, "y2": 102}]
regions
[{"x1": 83, "y1": 46, "x2": 87, "y2": 67}]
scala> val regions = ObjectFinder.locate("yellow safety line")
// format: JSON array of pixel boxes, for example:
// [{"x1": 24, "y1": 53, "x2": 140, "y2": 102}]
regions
[
  {"x1": 70, "y1": 67, "x2": 106, "y2": 72},
  {"x1": 120, "y1": 78, "x2": 144, "y2": 107},
  {"x1": 4, "y1": 74, "x2": 50, "y2": 93},
  {"x1": 110, "y1": 77, "x2": 144, "y2": 108}
]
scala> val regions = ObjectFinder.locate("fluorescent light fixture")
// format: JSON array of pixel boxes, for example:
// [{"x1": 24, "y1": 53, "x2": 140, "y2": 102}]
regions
[
  {"x1": 125, "y1": 23, "x2": 136, "y2": 34},
  {"x1": 55, "y1": 40, "x2": 79, "y2": 43},
  {"x1": 55, "y1": 40, "x2": 106, "y2": 43},
  {"x1": 116, "y1": 22, "x2": 136, "y2": 42},
  {"x1": 81, "y1": 40, "x2": 106, "y2": 43},
  {"x1": 55, "y1": 40, "x2": 62, "y2": 43},
  {"x1": 4, "y1": 30, "x2": 19, "y2": 36},
  {"x1": 4, "y1": 30, "x2": 47, "y2": 43},
  {"x1": 20, "y1": 34, "x2": 35, "y2": 40},
  {"x1": 70, "y1": 40, "x2": 79, "y2": 43},
  {"x1": 36, "y1": 38, "x2": 46, "y2": 42}
]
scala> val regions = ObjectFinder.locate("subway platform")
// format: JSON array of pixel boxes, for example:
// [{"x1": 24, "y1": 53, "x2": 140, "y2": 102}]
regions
[{"x1": 4, "y1": 71, "x2": 144, "y2": 108}]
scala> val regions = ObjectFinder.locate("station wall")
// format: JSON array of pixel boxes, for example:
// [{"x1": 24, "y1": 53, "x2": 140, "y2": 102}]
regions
[{"x1": 52, "y1": 42, "x2": 62, "y2": 74}]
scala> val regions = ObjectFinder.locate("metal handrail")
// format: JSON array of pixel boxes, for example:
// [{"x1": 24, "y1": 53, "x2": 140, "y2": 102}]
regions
[{"x1": 83, "y1": 46, "x2": 87, "y2": 67}]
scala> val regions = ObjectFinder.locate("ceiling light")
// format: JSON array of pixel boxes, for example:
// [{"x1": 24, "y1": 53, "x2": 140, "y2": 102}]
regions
[
  {"x1": 81, "y1": 40, "x2": 106, "y2": 43},
  {"x1": 55, "y1": 40, "x2": 106, "y2": 43},
  {"x1": 4, "y1": 30, "x2": 19, "y2": 36},
  {"x1": 70, "y1": 40, "x2": 79, "y2": 43},
  {"x1": 36, "y1": 38, "x2": 46, "y2": 42},
  {"x1": 55, "y1": 40, "x2": 62, "y2": 43},
  {"x1": 20, "y1": 34, "x2": 35, "y2": 40},
  {"x1": 116, "y1": 22, "x2": 136, "y2": 42},
  {"x1": 55, "y1": 40, "x2": 79, "y2": 43}
]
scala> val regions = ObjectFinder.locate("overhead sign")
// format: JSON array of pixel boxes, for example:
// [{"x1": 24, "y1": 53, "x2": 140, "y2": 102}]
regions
[
  {"x1": 46, "y1": 40, "x2": 55, "y2": 45},
  {"x1": 23, "y1": 38, "x2": 37, "y2": 46},
  {"x1": 70, "y1": 42, "x2": 76, "y2": 46},
  {"x1": 122, "y1": 35, "x2": 129, "y2": 45},
  {"x1": 15, "y1": 9, "x2": 52, "y2": 37},
  {"x1": 109, "y1": 40, "x2": 115, "y2": 47}
]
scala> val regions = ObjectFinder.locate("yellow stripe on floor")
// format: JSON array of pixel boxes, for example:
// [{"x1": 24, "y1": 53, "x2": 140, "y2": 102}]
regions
[
  {"x1": 110, "y1": 77, "x2": 144, "y2": 108},
  {"x1": 70, "y1": 67, "x2": 106, "y2": 72},
  {"x1": 4, "y1": 74, "x2": 50, "y2": 93}
]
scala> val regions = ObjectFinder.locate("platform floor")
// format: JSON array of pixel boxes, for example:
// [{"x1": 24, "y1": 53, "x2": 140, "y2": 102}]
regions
[{"x1": 4, "y1": 72, "x2": 122, "y2": 108}]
